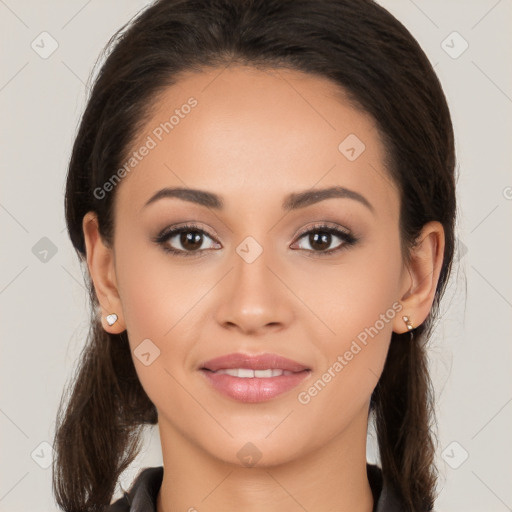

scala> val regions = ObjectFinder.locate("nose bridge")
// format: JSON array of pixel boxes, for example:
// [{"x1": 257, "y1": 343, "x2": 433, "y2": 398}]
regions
[
  {"x1": 234, "y1": 234, "x2": 273, "y2": 293},
  {"x1": 215, "y1": 233, "x2": 292, "y2": 333}
]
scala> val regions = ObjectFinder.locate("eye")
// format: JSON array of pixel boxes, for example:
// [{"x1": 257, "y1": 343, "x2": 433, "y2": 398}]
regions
[
  {"x1": 291, "y1": 223, "x2": 358, "y2": 256},
  {"x1": 153, "y1": 223, "x2": 220, "y2": 257},
  {"x1": 153, "y1": 221, "x2": 358, "y2": 258}
]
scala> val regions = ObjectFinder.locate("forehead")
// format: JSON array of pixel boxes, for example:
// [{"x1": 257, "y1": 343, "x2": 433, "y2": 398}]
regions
[{"x1": 115, "y1": 65, "x2": 398, "y2": 216}]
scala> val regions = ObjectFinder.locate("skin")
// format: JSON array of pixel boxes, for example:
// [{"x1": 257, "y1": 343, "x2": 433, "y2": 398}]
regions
[{"x1": 83, "y1": 65, "x2": 445, "y2": 512}]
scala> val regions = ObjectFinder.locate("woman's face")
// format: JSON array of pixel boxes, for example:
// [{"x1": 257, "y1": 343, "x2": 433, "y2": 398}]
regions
[{"x1": 107, "y1": 65, "x2": 411, "y2": 466}]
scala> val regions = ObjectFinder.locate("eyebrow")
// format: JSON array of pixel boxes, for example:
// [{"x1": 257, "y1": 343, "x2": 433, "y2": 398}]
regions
[{"x1": 142, "y1": 185, "x2": 374, "y2": 213}]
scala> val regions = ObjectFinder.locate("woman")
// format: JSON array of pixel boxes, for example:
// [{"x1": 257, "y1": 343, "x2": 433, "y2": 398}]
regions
[{"x1": 53, "y1": 0, "x2": 456, "y2": 511}]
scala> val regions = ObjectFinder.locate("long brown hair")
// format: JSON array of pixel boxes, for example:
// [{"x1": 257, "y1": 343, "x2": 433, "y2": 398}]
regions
[{"x1": 54, "y1": 1, "x2": 456, "y2": 510}]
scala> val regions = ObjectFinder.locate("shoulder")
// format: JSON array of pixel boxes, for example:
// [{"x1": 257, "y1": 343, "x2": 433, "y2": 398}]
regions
[
  {"x1": 367, "y1": 463, "x2": 409, "y2": 512},
  {"x1": 107, "y1": 467, "x2": 163, "y2": 512}
]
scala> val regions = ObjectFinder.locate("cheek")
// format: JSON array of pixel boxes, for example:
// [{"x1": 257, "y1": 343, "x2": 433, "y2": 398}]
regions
[
  {"x1": 114, "y1": 235, "x2": 207, "y2": 344},
  {"x1": 292, "y1": 239, "x2": 403, "y2": 412},
  {"x1": 296, "y1": 234, "x2": 404, "y2": 348},
  {"x1": 113, "y1": 241, "x2": 218, "y2": 401},
  {"x1": 113, "y1": 246, "x2": 201, "y2": 416}
]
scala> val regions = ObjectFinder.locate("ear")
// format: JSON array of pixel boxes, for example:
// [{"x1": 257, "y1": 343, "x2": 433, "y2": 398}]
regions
[
  {"x1": 82, "y1": 211, "x2": 126, "y2": 334},
  {"x1": 393, "y1": 221, "x2": 445, "y2": 334}
]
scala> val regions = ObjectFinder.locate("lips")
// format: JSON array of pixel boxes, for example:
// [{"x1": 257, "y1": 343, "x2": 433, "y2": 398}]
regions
[
  {"x1": 200, "y1": 352, "x2": 310, "y2": 373},
  {"x1": 199, "y1": 352, "x2": 311, "y2": 403}
]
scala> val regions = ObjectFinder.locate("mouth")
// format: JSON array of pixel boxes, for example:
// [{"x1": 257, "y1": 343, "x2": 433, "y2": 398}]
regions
[
  {"x1": 199, "y1": 352, "x2": 311, "y2": 403},
  {"x1": 205, "y1": 368, "x2": 296, "y2": 377}
]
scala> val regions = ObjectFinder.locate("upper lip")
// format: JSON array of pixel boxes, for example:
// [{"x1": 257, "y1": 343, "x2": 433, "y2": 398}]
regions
[{"x1": 200, "y1": 352, "x2": 310, "y2": 372}]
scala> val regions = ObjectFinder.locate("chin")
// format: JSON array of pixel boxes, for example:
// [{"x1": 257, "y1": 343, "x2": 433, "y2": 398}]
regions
[{"x1": 198, "y1": 427, "x2": 313, "y2": 469}]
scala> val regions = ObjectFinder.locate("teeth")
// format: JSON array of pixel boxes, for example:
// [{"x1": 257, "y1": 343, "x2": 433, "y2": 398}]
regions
[
  {"x1": 214, "y1": 368, "x2": 294, "y2": 378},
  {"x1": 255, "y1": 369, "x2": 273, "y2": 378}
]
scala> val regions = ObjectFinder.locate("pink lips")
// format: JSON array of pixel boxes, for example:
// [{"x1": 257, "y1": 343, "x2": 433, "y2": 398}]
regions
[{"x1": 199, "y1": 352, "x2": 311, "y2": 403}]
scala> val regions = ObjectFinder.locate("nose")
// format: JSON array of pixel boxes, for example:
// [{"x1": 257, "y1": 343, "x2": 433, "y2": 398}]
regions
[{"x1": 214, "y1": 242, "x2": 294, "y2": 336}]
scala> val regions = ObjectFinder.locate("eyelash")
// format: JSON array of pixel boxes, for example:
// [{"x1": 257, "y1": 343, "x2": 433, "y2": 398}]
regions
[{"x1": 153, "y1": 222, "x2": 358, "y2": 258}]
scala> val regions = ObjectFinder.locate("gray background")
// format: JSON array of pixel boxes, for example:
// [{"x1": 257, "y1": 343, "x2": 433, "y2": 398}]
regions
[{"x1": 1, "y1": 0, "x2": 511, "y2": 510}]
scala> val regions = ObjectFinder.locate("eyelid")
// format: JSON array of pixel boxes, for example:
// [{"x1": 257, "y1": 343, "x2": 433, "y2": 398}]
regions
[
  {"x1": 290, "y1": 222, "x2": 357, "y2": 256},
  {"x1": 158, "y1": 220, "x2": 353, "y2": 240},
  {"x1": 294, "y1": 221, "x2": 352, "y2": 239},
  {"x1": 154, "y1": 220, "x2": 358, "y2": 257},
  {"x1": 152, "y1": 222, "x2": 220, "y2": 259},
  {"x1": 156, "y1": 221, "x2": 219, "y2": 241}
]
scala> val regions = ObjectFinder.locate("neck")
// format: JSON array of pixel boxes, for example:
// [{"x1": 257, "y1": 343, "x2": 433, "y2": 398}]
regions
[{"x1": 156, "y1": 410, "x2": 374, "y2": 512}]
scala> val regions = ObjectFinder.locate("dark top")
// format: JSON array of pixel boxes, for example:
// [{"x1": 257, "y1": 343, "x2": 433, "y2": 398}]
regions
[{"x1": 108, "y1": 464, "x2": 406, "y2": 511}]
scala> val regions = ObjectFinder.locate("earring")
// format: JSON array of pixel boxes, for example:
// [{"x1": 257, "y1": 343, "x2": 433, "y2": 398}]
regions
[
  {"x1": 402, "y1": 315, "x2": 414, "y2": 331},
  {"x1": 106, "y1": 313, "x2": 118, "y2": 326}
]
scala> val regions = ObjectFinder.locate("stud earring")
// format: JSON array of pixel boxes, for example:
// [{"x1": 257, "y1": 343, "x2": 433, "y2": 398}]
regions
[
  {"x1": 106, "y1": 313, "x2": 118, "y2": 326},
  {"x1": 402, "y1": 315, "x2": 414, "y2": 331}
]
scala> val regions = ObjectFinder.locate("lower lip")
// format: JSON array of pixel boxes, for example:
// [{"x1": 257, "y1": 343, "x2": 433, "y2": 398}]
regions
[{"x1": 200, "y1": 369, "x2": 311, "y2": 403}]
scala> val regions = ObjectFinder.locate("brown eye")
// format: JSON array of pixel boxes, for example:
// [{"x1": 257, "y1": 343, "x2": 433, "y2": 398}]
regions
[
  {"x1": 307, "y1": 231, "x2": 334, "y2": 251},
  {"x1": 179, "y1": 231, "x2": 204, "y2": 251},
  {"x1": 154, "y1": 224, "x2": 220, "y2": 257},
  {"x1": 292, "y1": 224, "x2": 358, "y2": 256}
]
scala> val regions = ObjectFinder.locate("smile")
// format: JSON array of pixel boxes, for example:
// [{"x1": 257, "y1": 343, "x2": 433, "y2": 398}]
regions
[{"x1": 199, "y1": 352, "x2": 312, "y2": 402}]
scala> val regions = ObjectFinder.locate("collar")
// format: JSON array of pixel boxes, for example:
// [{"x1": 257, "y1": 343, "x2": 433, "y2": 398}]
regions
[{"x1": 109, "y1": 464, "x2": 406, "y2": 511}]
